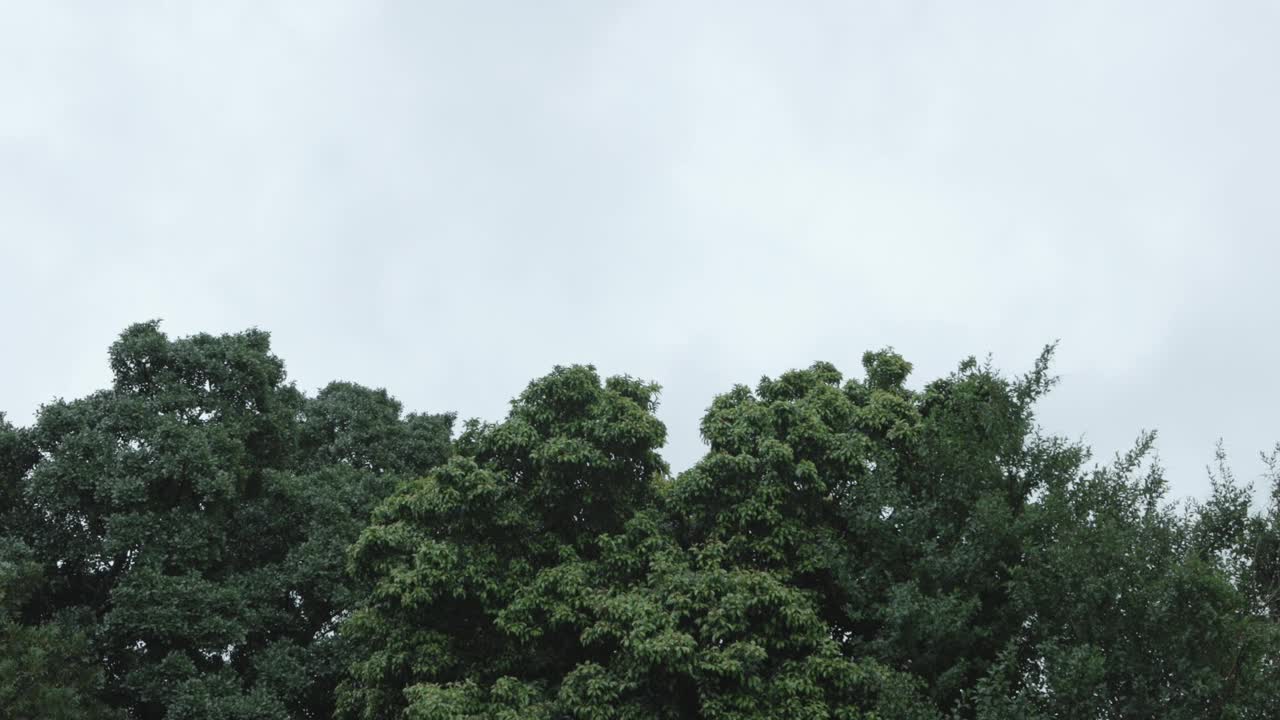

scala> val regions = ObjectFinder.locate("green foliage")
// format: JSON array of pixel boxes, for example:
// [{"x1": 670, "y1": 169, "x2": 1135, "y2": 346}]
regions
[
  {"x1": 1, "y1": 323, "x2": 452, "y2": 719},
  {"x1": 973, "y1": 436, "x2": 1272, "y2": 718},
  {"x1": 667, "y1": 350, "x2": 1065, "y2": 714},
  {"x1": 1, "y1": 536, "x2": 120, "y2": 720},
  {"x1": 4, "y1": 325, "x2": 1278, "y2": 719},
  {"x1": 339, "y1": 366, "x2": 682, "y2": 719},
  {"x1": 4, "y1": 413, "x2": 119, "y2": 719},
  {"x1": 339, "y1": 360, "x2": 936, "y2": 719}
]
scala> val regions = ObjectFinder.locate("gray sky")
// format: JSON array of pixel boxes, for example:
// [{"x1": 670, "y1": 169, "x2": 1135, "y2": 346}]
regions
[{"x1": 2, "y1": 2, "x2": 1277, "y2": 502}]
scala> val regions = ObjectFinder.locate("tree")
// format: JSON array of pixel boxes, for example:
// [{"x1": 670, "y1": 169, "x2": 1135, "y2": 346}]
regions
[
  {"x1": 4, "y1": 323, "x2": 452, "y2": 718},
  {"x1": 339, "y1": 365, "x2": 670, "y2": 718},
  {"x1": 340, "y1": 363, "x2": 934, "y2": 719},
  {"x1": 2, "y1": 413, "x2": 120, "y2": 719},
  {"x1": 632, "y1": 349, "x2": 1278, "y2": 718},
  {"x1": 971, "y1": 436, "x2": 1280, "y2": 719},
  {"x1": 661, "y1": 350, "x2": 1068, "y2": 715},
  {"x1": 6, "y1": 325, "x2": 1277, "y2": 718}
]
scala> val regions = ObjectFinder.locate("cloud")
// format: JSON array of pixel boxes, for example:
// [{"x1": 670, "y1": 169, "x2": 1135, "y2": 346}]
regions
[{"x1": 2, "y1": 1, "x2": 1277, "y2": 499}]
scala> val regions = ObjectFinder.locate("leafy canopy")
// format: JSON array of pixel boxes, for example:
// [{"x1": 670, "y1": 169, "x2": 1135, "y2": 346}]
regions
[{"x1": 3, "y1": 324, "x2": 1278, "y2": 719}]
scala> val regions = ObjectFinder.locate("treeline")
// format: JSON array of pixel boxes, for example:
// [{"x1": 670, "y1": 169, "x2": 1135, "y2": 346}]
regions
[{"x1": 2, "y1": 322, "x2": 1278, "y2": 719}]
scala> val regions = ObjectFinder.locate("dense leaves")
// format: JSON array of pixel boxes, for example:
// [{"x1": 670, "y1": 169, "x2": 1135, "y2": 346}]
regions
[
  {"x1": 338, "y1": 366, "x2": 673, "y2": 718},
  {"x1": 2, "y1": 324, "x2": 1278, "y2": 718},
  {"x1": 0, "y1": 324, "x2": 452, "y2": 719}
]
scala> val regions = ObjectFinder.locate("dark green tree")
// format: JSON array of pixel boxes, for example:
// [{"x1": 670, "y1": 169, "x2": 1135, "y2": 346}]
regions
[
  {"x1": 972, "y1": 436, "x2": 1280, "y2": 719},
  {"x1": 6, "y1": 325, "x2": 1278, "y2": 719},
  {"x1": 2, "y1": 413, "x2": 120, "y2": 719},
  {"x1": 3, "y1": 323, "x2": 451, "y2": 718},
  {"x1": 338, "y1": 366, "x2": 670, "y2": 718},
  {"x1": 646, "y1": 349, "x2": 1278, "y2": 718},
  {"x1": 340, "y1": 363, "x2": 935, "y2": 719},
  {"x1": 663, "y1": 351, "x2": 1068, "y2": 715}
]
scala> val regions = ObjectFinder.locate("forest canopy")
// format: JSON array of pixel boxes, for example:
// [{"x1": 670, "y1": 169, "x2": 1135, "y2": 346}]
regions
[{"x1": 2, "y1": 322, "x2": 1278, "y2": 719}]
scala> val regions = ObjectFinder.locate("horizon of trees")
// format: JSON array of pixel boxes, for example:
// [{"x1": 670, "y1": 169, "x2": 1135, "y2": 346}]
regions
[{"x1": 2, "y1": 322, "x2": 1278, "y2": 719}]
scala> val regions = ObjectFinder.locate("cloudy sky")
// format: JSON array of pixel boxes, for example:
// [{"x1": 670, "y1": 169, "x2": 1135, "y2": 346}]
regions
[{"x1": 2, "y1": 2, "x2": 1277, "y2": 501}]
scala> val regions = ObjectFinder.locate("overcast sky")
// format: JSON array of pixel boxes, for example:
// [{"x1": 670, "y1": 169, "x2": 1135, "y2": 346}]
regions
[{"x1": 2, "y1": 2, "x2": 1277, "y2": 502}]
